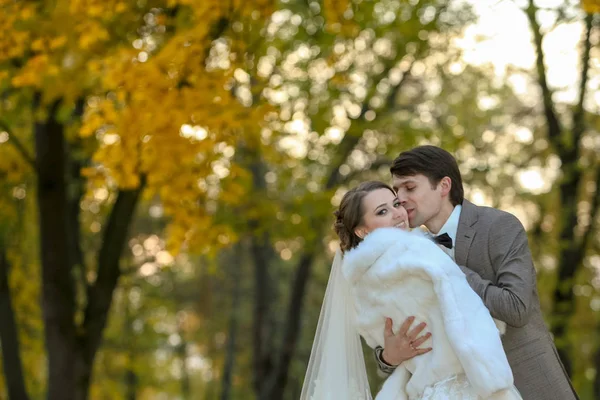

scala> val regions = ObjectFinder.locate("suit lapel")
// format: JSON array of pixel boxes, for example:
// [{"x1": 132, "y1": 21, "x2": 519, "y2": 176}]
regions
[{"x1": 455, "y1": 200, "x2": 478, "y2": 267}]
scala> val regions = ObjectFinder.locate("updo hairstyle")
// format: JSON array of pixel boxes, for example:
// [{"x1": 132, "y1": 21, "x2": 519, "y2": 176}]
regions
[{"x1": 333, "y1": 181, "x2": 395, "y2": 253}]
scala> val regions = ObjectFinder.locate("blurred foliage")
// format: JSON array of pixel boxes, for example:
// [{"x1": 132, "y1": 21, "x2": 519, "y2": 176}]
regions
[{"x1": 0, "y1": 0, "x2": 599, "y2": 399}]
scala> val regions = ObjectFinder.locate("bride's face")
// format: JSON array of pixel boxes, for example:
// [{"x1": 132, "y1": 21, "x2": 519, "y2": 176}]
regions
[{"x1": 354, "y1": 188, "x2": 409, "y2": 238}]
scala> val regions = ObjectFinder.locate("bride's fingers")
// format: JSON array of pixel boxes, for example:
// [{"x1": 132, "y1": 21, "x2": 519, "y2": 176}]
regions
[
  {"x1": 397, "y1": 316, "x2": 415, "y2": 337},
  {"x1": 414, "y1": 347, "x2": 433, "y2": 356},
  {"x1": 407, "y1": 321, "x2": 427, "y2": 340},
  {"x1": 410, "y1": 332, "x2": 432, "y2": 348},
  {"x1": 384, "y1": 318, "x2": 394, "y2": 337}
]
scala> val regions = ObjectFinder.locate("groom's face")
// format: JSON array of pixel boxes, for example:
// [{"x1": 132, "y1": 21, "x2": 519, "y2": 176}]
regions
[{"x1": 392, "y1": 174, "x2": 444, "y2": 229}]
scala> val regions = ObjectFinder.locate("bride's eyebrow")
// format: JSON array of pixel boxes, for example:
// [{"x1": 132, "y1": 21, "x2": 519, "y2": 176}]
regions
[{"x1": 373, "y1": 203, "x2": 388, "y2": 212}]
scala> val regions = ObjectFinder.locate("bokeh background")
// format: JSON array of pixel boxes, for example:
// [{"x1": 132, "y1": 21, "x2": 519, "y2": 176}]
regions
[{"x1": 0, "y1": 0, "x2": 599, "y2": 399}]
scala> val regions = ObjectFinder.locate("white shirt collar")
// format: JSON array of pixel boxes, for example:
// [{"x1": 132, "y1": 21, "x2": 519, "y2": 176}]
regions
[
  {"x1": 434, "y1": 205, "x2": 462, "y2": 260},
  {"x1": 437, "y1": 204, "x2": 462, "y2": 242}
]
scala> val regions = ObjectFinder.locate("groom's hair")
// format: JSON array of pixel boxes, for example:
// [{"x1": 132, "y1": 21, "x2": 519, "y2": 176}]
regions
[{"x1": 390, "y1": 145, "x2": 464, "y2": 206}]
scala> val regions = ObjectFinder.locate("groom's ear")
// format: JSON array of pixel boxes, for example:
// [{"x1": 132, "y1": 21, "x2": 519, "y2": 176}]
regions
[{"x1": 439, "y1": 176, "x2": 452, "y2": 197}]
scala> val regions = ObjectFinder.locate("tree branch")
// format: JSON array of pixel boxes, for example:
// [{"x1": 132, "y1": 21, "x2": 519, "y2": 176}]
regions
[
  {"x1": 386, "y1": 61, "x2": 414, "y2": 110},
  {"x1": 81, "y1": 180, "x2": 145, "y2": 365},
  {"x1": 583, "y1": 165, "x2": 600, "y2": 253},
  {"x1": 525, "y1": 0, "x2": 562, "y2": 144},
  {"x1": 0, "y1": 120, "x2": 36, "y2": 170},
  {"x1": 327, "y1": 57, "x2": 415, "y2": 188},
  {"x1": 264, "y1": 47, "x2": 421, "y2": 396},
  {"x1": 341, "y1": 157, "x2": 393, "y2": 183},
  {"x1": 0, "y1": 247, "x2": 30, "y2": 400},
  {"x1": 572, "y1": 14, "x2": 594, "y2": 145}
]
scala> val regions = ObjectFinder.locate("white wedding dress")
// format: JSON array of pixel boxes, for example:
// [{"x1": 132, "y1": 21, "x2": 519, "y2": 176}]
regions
[{"x1": 301, "y1": 227, "x2": 522, "y2": 400}]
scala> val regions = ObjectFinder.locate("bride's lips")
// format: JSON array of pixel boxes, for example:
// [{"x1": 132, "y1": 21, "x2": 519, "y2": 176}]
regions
[{"x1": 394, "y1": 221, "x2": 407, "y2": 229}]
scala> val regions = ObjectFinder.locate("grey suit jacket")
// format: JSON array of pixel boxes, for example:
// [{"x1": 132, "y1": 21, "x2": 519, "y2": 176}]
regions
[
  {"x1": 455, "y1": 200, "x2": 577, "y2": 400},
  {"x1": 376, "y1": 200, "x2": 578, "y2": 399}
]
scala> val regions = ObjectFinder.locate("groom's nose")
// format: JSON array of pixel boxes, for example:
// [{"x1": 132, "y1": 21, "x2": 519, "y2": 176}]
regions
[{"x1": 396, "y1": 192, "x2": 407, "y2": 204}]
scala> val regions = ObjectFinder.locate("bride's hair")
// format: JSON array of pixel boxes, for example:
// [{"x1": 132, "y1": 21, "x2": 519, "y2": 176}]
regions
[{"x1": 334, "y1": 181, "x2": 396, "y2": 253}]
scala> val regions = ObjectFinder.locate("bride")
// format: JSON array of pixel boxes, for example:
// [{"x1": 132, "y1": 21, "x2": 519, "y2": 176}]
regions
[{"x1": 300, "y1": 181, "x2": 522, "y2": 400}]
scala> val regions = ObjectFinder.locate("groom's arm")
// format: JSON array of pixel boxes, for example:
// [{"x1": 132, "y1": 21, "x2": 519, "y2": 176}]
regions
[
  {"x1": 374, "y1": 346, "x2": 397, "y2": 375},
  {"x1": 458, "y1": 212, "x2": 535, "y2": 328}
]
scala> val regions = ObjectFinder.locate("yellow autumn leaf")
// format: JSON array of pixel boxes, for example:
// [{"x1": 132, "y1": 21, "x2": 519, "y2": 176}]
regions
[
  {"x1": 581, "y1": 0, "x2": 600, "y2": 13},
  {"x1": 19, "y1": 6, "x2": 35, "y2": 19},
  {"x1": 50, "y1": 35, "x2": 68, "y2": 49},
  {"x1": 31, "y1": 38, "x2": 46, "y2": 52}
]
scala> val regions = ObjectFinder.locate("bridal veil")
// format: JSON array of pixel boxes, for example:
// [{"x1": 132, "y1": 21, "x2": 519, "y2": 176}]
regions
[{"x1": 300, "y1": 249, "x2": 372, "y2": 400}]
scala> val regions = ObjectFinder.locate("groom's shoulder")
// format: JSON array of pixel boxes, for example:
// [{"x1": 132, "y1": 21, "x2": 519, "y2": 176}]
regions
[
  {"x1": 474, "y1": 203, "x2": 508, "y2": 218},
  {"x1": 465, "y1": 201, "x2": 524, "y2": 229}
]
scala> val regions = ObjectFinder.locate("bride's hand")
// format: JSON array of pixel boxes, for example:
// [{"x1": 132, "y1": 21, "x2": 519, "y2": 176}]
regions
[{"x1": 381, "y1": 316, "x2": 432, "y2": 366}]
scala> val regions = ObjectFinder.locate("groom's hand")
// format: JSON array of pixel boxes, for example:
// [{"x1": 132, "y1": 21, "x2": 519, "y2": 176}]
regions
[{"x1": 381, "y1": 316, "x2": 432, "y2": 366}]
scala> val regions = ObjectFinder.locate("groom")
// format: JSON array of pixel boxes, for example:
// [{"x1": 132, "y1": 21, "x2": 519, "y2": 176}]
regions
[{"x1": 375, "y1": 146, "x2": 578, "y2": 399}]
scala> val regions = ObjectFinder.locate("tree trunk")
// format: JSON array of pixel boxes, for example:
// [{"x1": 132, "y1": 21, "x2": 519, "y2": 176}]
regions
[
  {"x1": 251, "y1": 231, "x2": 276, "y2": 393},
  {"x1": 125, "y1": 368, "x2": 138, "y2": 400},
  {"x1": 551, "y1": 162, "x2": 581, "y2": 376},
  {"x1": 595, "y1": 341, "x2": 600, "y2": 400},
  {"x1": 246, "y1": 153, "x2": 277, "y2": 395},
  {"x1": 547, "y1": 13, "x2": 594, "y2": 378},
  {"x1": 35, "y1": 96, "x2": 144, "y2": 400},
  {"x1": 124, "y1": 287, "x2": 138, "y2": 400},
  {"x1": 0, "y1": 248, "x2": 30, "y2": 400},
  {"x1": 253, "y1": 31, "x2": 423, "y2": 397},
  {"x1": 221, "y1": 247, "x2": 242, "y2": 400},
  {"x1": 67, "y1": 98, "x2": 88, "y2": 305},
  {"x1": 261, "y1": 251, "x2": 317, "y2": 400},
  {"x1": 35, "y1": 99, "x2": 78, "y2": 400},
  {"x1": 176, "y1": 336, "x2": 191, "y2": 399},
  {"x1": 526, "y1": 4, "x2": 595, "y2": 377},
  {"x1": 261, "y1": 131, "x2": 364, "y2": 400}
]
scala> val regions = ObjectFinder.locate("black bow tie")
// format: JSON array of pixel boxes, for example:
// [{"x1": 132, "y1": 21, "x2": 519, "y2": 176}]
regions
[{"x1": 434, "y1": 233, "x2": 453, "y2": 249}]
